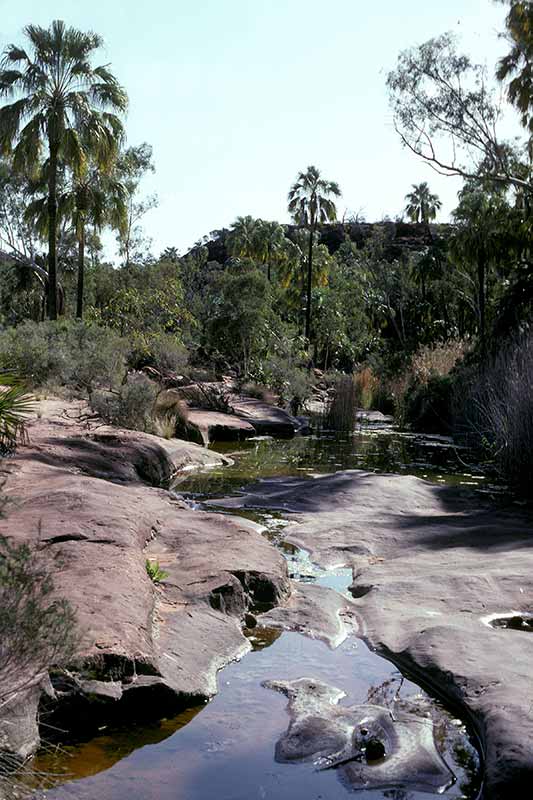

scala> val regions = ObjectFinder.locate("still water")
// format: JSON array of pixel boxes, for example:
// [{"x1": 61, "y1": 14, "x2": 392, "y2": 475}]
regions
[{"x1": 33, "y1": 422, "x2": 485, "y2": 800}]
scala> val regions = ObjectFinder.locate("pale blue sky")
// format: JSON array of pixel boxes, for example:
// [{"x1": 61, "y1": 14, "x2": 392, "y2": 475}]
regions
[{"x1": 1, "y1": 0, "x2": 509, "y2": 257}]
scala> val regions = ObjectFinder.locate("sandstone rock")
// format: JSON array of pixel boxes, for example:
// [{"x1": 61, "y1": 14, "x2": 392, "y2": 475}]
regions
[
  {"x1": 258, "y1": 582, "x2": 357, "y2": 648},
  {"x1": 263, "y1": 677, "x2": 454, "y2": 793},
  {"x1": 231, "y1": 397, "x2": 299, "y2": 438},
  {"x1": 0, "y1": 400, "x2": 289, "y2": 756},
  {"x1": 186, "y1": 408, "x2": 255, "y2": 445},
  {"x1": 216, "y1": 469, "x2": 533, "y2": 798}
]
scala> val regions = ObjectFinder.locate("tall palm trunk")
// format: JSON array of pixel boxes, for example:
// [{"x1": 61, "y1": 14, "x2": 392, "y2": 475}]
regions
[
  {"x1": 47, "y1": 132, "x2": 59, "y2": 320},
  {"x1": 76, "y1": 220, "x2": 86, "y2": 319},
  {"x1": 305, "y1": 219, "x2": 315, "y2": 341}
]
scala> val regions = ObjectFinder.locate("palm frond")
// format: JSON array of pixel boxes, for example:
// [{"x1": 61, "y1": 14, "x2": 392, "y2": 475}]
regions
[{"x1": 0, "y1": 374, "x2": 33, "y2": 452}]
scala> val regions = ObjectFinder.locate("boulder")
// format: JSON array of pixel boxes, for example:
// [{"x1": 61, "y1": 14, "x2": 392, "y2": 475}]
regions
[
  {"x1": 186, "y1": 408, "x2": 255, "y2": 445},
  {"x1": 232, "y1": 397, "x2": 300, "y2": 437}
]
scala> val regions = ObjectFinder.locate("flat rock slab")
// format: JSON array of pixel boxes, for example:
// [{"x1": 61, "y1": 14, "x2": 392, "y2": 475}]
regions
[
  {"x1": 232, "y1": 398, "x2": 299, "y2": 438},
  {"x1": 0, "y1": 400, "x2": 289, "y2": 756},
  {"x1": 215, "y1": 469, "x2": 533, "y2": 798},
  {"x1": 186, "y1": 408, "x2": 255, "y2": 445},
  {"x1": 258, "y1": 582, "x2": 357, "y2": 648},
  {"x1": 263, "y1": 677, "x2": 454, "y2": 794}
]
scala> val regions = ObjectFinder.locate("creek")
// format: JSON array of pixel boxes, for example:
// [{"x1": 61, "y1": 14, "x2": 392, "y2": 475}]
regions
[{"x1": 34, "y1": 420, "x2": 489, "y2": 800}]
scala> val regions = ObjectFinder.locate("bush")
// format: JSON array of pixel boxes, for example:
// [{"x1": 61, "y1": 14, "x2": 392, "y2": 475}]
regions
[
  {"x1": 0, "y1": 321, "x2": 126, "y2": 393},
  {"x1": 91, "y1": 373, "x2": 159, "y2": 432},
  {"x1": 127, "y1": 332, "x2": 189, "y2": 375},
  {"x1": 0, "y1": 535, "x2": 78, "y2": 706},
  {"x1": 261, "y1": 354, "x2": 314, "y2": 406},
  {"x1": 411, "y1": 340, "x2": 467, "y2": 384}
]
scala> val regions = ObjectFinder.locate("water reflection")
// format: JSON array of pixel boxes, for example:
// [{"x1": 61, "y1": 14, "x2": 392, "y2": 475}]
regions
[
  {"x1": 31, "y1": 421, "x2": 484, "y2": 800},
  {"x1": 174, "y1": 423, "x2": 489, "y2": 501}
]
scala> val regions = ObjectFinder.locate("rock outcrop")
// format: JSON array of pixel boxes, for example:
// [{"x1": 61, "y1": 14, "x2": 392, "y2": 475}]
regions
[
  {"x1": 214, "y1": 469, "x2": 533, "y2": 799},
  {"x1": 0, "y1": 401, "x2": 290, "y2": 756}
]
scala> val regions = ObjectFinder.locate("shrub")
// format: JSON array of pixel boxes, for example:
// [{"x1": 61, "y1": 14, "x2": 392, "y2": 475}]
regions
[
  {"x1": 0, "y1": 321, "x2": 126, "y2": 393},
  {"x1": 127, "y1": 332, "x2": 189, "y2": 375},
  {"x1": 261, "y1": 354, "x2": 314, "y2": 406},
  {"x1": 354, "y1": 367, "x2": 378, "y2": 409},
  {"x1": 91, "y1": 373, "x2": 159, "y2": 432},
  {"x1": 411, "y1": 340, "x2": 468, "y2": 384},
  {"x1": 0, "y1": 535, "x2": 78, "y2": 705}
]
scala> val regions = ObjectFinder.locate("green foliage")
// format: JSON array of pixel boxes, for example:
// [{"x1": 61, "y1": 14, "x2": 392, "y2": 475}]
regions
[
  {"x1": 0, "y1": 374, "x2": 33, "y2": 452},
  {"x1": 0, "y1": 320, "x2": 126, "y2": 392},
  {"x1": 90, "y1": 373, "x2": 159, "y2": 432},
  {"x1": 404, "y1": 182, "x2": 442, "y2": 223},
  {"x1": 145, "y1": 559, "x2": 168, "y2": 583},
  {"x1": 127, "y1": 332, "x2": 189, "y2": 375},
  {"x1": 204, "y1": 262, "x2": 272, "y2": 376},
  {"x1": 0, "y1": 534, "x2": 78, "y2": 702}
]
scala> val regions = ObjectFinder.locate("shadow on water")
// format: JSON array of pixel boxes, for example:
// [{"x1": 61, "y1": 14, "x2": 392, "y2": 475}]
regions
[{"x1": 31, "y1": 421, "x2": 484, "y2": 800}]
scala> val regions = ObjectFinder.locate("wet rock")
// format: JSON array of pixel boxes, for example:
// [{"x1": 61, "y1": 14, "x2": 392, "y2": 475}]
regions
[
  {"x1": 231, "y1": 398, "x2": 299, "y2": 438},
  {"x1": 263, "y1": 677, "x2": 454, "y2": 793},
  {"x1": 0, "y1": 400, "x2": 290, "y2": 758},
  {"x1": 258, "y1": 582, "x2": 357, "y2": 648},
  {"x1": 186, "y1": 409, "x2": 256, "y2": 445},
  {"x1": 226, "y1": 468, "x2": 533, "y2": 798}
]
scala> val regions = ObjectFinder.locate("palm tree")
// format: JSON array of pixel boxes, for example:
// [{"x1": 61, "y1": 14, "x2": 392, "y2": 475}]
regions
[
  {"x1": 287, "y1": 166, "x2": 341, "y2": 340},
  {"x1": 404, "y1": 182, "x2": 442, "y2": 223},
  {"x1": 26, "y1": 163, "x2": 127, "y2": 318},
  {"x1": 226, "y1": 216, "x2": 263, "y2": 260},
  {"x1": 497, "y1": 1, "x2": 533, "y2": 134},
  {"x1": 450, "y1": 187, "x2": 508, "y2": 354},
  {"x1": 254, "y1": 220, "x2": 287, "y2": 281},
  {"x1": 0, "y1": 20, "x2": 127, "y2": 319}
]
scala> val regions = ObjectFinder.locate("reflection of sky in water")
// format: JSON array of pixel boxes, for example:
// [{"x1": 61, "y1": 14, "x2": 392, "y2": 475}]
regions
[
  {"x1": 37, "y1": 628, "x2": 480, "y2": 800},
  {"x1": 33, "y1": 423, "x2": 483, "y2": 800}
]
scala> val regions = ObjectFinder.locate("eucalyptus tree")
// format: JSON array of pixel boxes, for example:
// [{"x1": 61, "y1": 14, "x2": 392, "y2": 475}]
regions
[
  {"x1": 0, "y1": 20, "x2": 127, "y2": 318},
  {"x1": 115, "y1": 143, "x2": 157, "y2": 267},
  {"x1": 404, "y1": 182, "x2": 442, "y2": 223},
  {"x1": 287, "y1": 166, "x2": 341, "y2": 340}
]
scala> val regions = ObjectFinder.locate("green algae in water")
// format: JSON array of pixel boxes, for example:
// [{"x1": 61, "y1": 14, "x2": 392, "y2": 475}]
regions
[{"x1": 174, "y1": 426, "x2": 488, "y2": 501}]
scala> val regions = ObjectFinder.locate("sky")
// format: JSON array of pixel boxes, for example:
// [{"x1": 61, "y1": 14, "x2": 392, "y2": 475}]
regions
[{"x1": 0, "y1": 0, "x2": 510, "y2": 258}]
